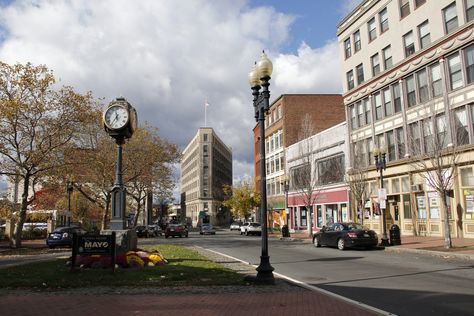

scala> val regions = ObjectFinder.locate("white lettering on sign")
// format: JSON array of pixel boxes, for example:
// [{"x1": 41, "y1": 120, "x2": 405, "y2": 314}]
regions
[{"x1": 84, "y1": 241, "x2": 109, "y2": 248}]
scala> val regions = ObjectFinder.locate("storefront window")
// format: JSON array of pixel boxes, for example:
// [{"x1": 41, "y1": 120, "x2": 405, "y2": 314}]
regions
[
  {"x1": 301, "y1": 207, "x2": 307, "y2": 226},
  {"x1": 464, "y1": 189, "x2": 474, "y2": 220},
  {"x1": 403, "y1": 194, "x2": 412, "y2": 219},
  {"x1": 416, "y1": 193, "x2": 427, "y2": 218},
  {"x1": 341, "y1": 204, "x2": 348, "y2": 222},
  {"x1": 428, "y1": 192, "x2": 440, "y2": 219},
  {"x1": 317, "y1": 205, "x2": 323, "y2": 227},
  {"x1": 461, "y1": 167, "x2": 474, "y2": 186},
  {"x1": 325, "y1": 205, "x2": 336, "y2": 225},
  {"x1": 392, "y1": 178, "x2": 400, "y2": 193},
  {"x1": 401, "y1": 177, "x2": 410, "y2": 192}
]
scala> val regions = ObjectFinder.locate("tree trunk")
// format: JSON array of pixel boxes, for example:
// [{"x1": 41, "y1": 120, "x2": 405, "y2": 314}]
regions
[
  {"x1": 441, "y1": 191, "x2": 453, "y2": 249},
  {"x1": 307, "y1": 205, "x2": 313, "y2": 238},
  {"x1": 133, "y1": 200, "x2": 142, "y2": 227},
  {"x1": 101, "y1": 193, "x2": 111, "y2": 231},
  {"x1": 11, "y1": 175, "x2": 30, "y2": 248}
]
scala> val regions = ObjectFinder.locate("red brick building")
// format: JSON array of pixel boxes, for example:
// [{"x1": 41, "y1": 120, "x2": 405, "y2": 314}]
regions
[{"x1": 253, "y1": 94, "x2": 344, "y2": 227}]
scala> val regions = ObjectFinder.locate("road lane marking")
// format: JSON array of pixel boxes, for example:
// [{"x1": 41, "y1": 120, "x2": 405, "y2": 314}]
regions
[{"x1": 200, "y1": 247, "x2": 396, "y2": 316}]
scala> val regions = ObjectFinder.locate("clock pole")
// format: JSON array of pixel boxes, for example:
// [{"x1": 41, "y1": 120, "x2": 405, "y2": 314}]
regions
[
  {"x1": 102, "y1": 97, "x2": 138, "y2": 252},
  {"x1": 110, "y1": 136, "x2": 127, "y2": 230}
]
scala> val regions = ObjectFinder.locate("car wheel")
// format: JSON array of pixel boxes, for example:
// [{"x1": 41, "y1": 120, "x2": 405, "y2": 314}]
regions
[
  {"x1": 185, "y1": 233, "x2": 189, "y2": 238},
  {"x1": 337, "y1": 238, "x2": 346, "y2": 251},
  {"x1": 313, "y1": 236, "x2": 321, "y2": 247},
  {"x1": 245, "y1": 230, "x2": 249, "y2": 236},
  {"x1": 165, "y1": 235, "x2": 169, "y2": 239}
]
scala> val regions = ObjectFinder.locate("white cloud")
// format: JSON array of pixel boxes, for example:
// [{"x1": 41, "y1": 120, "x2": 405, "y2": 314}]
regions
[{"x1": 0, "y1": 0, "x2": 343, "y2": 196}]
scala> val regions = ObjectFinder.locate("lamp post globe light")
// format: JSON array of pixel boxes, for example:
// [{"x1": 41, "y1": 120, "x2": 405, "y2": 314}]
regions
[
  {"x1": 248, "y1": 51, "x2": 274, "y2": 284},
  {"x1": 374, "y1": 147, "x2": 390, "y2": 246}
]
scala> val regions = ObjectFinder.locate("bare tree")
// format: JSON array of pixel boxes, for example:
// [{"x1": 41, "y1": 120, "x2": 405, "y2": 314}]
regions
[
  {"x1": 290, "y1": 114, "x2": 320, "y2": 238},
  {"x1": 348, "y1": 141, "x2": 369, "y2": 225},
  {"x1": 407, "y1": 107, "x2": 466, "y2": 249}
]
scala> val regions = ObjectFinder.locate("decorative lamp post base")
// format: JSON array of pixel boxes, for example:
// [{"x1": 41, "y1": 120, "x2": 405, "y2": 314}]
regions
[
  {"x1": 380, "y1": 238, "x2": 390, "y2": 247},
  {"x1": 255, "y1": 255, "x2": 275, "y2": 284}
]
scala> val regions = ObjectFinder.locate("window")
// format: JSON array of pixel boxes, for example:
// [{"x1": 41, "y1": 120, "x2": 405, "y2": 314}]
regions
[
  {"x1": 364, "y1": 98, "x2": 371, "y2": 125},
  {"x1": 371, "y1": 53, "x2": 380, "y2": 76},
  {"x1": 443, "y1": 2, "x2": 458, "y2": 34},
  {"x1": 344, "y1": 38, "x2": 352, "y2": 58},
  {"x1": 347, "y1": 70, "x2": 354, "y2": 90},
  {"x1": 374, "y1": 92, "x2": 383, "y2": 120},
  {"x1": 203, "y1": 133, "x2": 208, "y2": 141},
  {"x1": 454, "y1": 107, "x2": 470, "y2": 145},
  {"x1": 430, "y1": 63, "x2": 443, "y2": 97},
  {"x1": 383, "y1": 87, "x2": 392, "y2": 116},
  {"x1": 400, "y1": 0, "x2": 410, "y2": 18},
  {"x1": 353, "y1": 30, "x2": 361, "y2": 52},
  {"x1": 436, "y1": 114, "x2": 448, "y2": 149},
  {"x1": 396, "y1": 127, "x2": 405, "y2": 159},
  {"x1": 405, "y1": 75, "x2": 416, "y2": 107},
  {"x1": 418, "y1": 21, "x2": 430, "y2": 50},
  {"x1": 317, "y1": 154, "x2": 345, "y2": 185},
  {"x1": 393, "y1": 82, "x2": 402, "y2": 113},
  {"x1": 357, "y1": 101, "x2": 364, "y2": 126},
  {"x1": 368, "y1": 18, "x2": 377, "y2": 41},
  {"x1": 356, "y1": 64, "x2": 364, "y2": 85},
  {"x1": 448, "y1": 53, "x2": 463, "y2": 90},
  {"x1": 465, "y1": 44, "x2": 474, "y2": 84},
  {"x1": 415, "y1": 0, "x2": 426, "y2": 8},
  {"x1": 367, "y1": 138, "x2": 373, "y2": 166},
  {"x1": 409, "y1": 122, "x2": 421, "y2": 155},
  {"x1": 467, "y1": 0, "x2": 474, "y2": 22},
  {"x1": 379, "y1": 8, "x2": 389, "y2": 33},
  {"x1": 403, "y1": 31, "x2": 415, "y2": 57},
  {"x1": 383, "y1": 45, "x2": 392, "y2": 69},
  {"x1": 351, "y1": 105, "x2": 357, "y2": 129},
  {"x1": 417, "y1": 68, "x2": 429, "y2": 103},
  {"x1": 423, "y1": 119, "x2": 434, "y2": 153},
  {"x1": 387, "y1": 131, "x2": 395, "y2": 161}
]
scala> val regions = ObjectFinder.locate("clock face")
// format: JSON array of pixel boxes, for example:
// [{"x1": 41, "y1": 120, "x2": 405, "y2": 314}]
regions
[{"x1": 104, "y1": 105, "x2": 129, "y2": 130}]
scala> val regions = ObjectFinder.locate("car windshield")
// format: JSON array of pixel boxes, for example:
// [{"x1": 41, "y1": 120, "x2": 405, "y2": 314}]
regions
[
  {"x1": 250, "y1": 223, "x2": 260, "y2": 227},
  {"x1": 347, "y1": 223, "x2": 367, "y2": 230}
]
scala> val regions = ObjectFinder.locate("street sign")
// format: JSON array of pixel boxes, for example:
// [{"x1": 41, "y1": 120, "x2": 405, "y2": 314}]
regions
[
  {"x1": 378, "y1": 188, "x2": 387, "y2": 201},
  {"x1": 380, "y1": 199, "x2": 386, "y2": 209}
]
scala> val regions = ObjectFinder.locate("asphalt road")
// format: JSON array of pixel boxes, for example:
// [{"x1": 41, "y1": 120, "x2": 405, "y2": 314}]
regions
[{"x1": 148, "y1": 229, "x2": 474, "y2": 316}]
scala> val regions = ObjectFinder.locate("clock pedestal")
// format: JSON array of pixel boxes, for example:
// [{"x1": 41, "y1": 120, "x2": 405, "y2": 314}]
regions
[{"x1": 101, "y1": 98, "x2": 138, "y2": 253}]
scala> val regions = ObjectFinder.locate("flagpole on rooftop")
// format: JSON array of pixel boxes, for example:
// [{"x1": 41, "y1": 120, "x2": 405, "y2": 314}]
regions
[{"x1": 204, "y1": 98, "x2": 210, "y2": 127}]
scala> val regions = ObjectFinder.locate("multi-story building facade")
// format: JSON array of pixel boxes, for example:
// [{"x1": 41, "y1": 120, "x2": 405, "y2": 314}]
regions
[
  {"x1": 254, "y1": 94, "x2": 344, "y2": 227},
  {"x1": 181, "y1": 128, "x2": 232, "y2": 227},
  {"x1": 286, "y1": 122, "x2": 349, "y2": 232},
  {"x1": 338, "y1": 0, "x2": 474, "y2": 238}
]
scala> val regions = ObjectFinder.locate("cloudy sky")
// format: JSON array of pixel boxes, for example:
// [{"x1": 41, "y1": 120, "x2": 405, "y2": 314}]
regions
[{"x1": 0, "y1": 0, "x2": 361, "y2": 195}]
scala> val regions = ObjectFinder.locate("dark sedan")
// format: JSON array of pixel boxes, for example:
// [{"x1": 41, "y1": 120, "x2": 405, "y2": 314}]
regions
[
  {"x1": 312, "y1": 222, "x2": 378, "y2": 250},
  {"x1": 46, "y1": 226, "x2": 87, "y2": 248},
  {"x1": 165, "y1": 224, "x2": 188, "y2": 238}
]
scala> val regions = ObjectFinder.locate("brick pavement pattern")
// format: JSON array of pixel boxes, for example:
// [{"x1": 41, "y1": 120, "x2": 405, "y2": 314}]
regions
[{"x1": 0, "y1": 291, "x2": 377, "y2": 316}]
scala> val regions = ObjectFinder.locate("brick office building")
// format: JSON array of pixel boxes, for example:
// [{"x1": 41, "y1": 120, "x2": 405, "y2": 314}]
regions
[{"x1": 253, "y1": 94, "x2": 344, "y2": 228}]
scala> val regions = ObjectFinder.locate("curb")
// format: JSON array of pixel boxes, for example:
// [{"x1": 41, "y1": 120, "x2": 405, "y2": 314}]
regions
[{"x1": 384, "y1": 246, "x2": 474, "y2": 261}]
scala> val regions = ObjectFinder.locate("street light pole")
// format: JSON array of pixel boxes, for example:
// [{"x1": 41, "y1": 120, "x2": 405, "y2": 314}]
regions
[
  {"x1": 67, "y1": 181, "x2": 73, "y2": 226},
  {"x1": 248, "y1": 51, "x2": 274, "y2": 284},
  {"x1": 374, "y1": 147, "x2": 390, "y2": 246}
]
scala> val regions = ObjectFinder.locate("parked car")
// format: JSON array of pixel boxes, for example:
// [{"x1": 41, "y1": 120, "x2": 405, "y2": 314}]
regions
[
  {"x1": 135, "y1": 225, "x2": 152, "y2": 238},
  {"x1": 147, "y1": 224, "x2": 163, "y2": 237},
  {"x1": 200, "y1": 224, "x2": 216, "y2": 235},
  {"x1": 244, "y1": 222, "x2": 261, "y2": 236},
  {"x1": 239, "y1": 222, "x2": 250, "y2": 235},
  {"x1": 46, "y1": 226, "x2": 87, "y2": 248},
  {"x1": 230, "y1": 222, "x2": 241, "y2": 231},
  {"x1": 165, "y1": 224, "x2": 188, "y2": 238},
  {"x1": 312, "y1": 222, "x2": 378, "y2": 250}
]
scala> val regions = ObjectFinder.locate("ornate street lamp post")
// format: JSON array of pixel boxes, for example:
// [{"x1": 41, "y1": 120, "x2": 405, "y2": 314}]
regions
[
  {"x1": 248, "y1": 51, "x2": 274, "y2": 284},
  {"x1": 374, "y1": 147, "x2": 390, "y2": 246},
  {"x1": 67, "y1": 181, "x2": 73, "y2": 226}
]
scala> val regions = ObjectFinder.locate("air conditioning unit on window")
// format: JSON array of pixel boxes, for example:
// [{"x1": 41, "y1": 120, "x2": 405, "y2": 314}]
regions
[{"x1": 411, "y1": 184, "x2": 423, "y2": 192}]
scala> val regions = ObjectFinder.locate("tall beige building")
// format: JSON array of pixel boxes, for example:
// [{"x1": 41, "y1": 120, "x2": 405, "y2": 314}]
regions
[
  {"x1": 338, "y1": 0, "x2": 474, "y2": 238},
  {"x1": 181, "y1": 128, "x2": 232, "y2": 227}
]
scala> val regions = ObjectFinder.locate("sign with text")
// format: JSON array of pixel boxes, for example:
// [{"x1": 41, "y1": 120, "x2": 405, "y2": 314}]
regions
[{"x1": 77, "y1": 235, "x2": 114, "y2": 255}]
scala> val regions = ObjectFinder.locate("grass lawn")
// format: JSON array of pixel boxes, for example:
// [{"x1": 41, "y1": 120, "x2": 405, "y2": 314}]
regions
[{"x1": 0, "y1": 244, "x2": 246, "y2": 289}]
